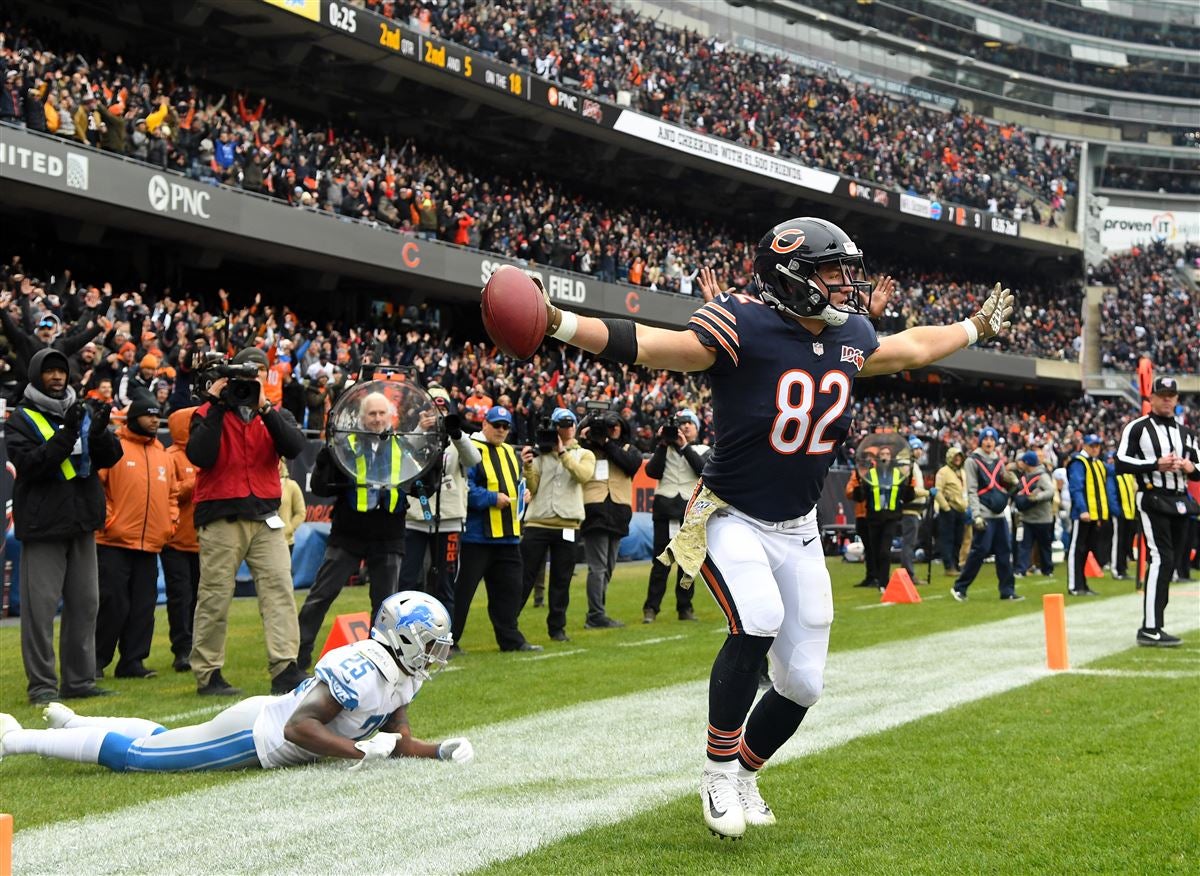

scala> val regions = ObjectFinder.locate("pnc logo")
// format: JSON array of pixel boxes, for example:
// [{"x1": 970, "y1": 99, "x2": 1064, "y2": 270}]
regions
[
  {"x1": 148, "y1": 175, "x2": 170, "y2": 211},
  {"x1": 770, "y1": 229, "x2": 806, "y2": 254},
  {"x1": 546, "y1": 86, "x2": 578, "y2": 112},
  {"x1": 147, "y1": 174, "x2": 211, "y2": 218}
]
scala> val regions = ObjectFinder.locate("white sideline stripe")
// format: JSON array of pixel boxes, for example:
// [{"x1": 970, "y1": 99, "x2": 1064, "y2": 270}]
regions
[
  {"x1": 14, "y1": 593, "x2": 1198, "y2": 875},
  {"x1": 617, "y1": 635, "x2": 686, "y2": 647},
  {"x1": 1067, "y1": 668, "x2": 1200, "y2": 679},
  {"x1": 153, "y1": 704, "x2": 226, "y2": 725},
  {"x1": 527, "y1": 648, "x2": 585, "y2": 661}
]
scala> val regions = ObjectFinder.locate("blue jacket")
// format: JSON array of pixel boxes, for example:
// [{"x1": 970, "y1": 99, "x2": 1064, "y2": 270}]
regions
[{"x1": 464, "y1": 462, "x2": 521, "y2": 544}]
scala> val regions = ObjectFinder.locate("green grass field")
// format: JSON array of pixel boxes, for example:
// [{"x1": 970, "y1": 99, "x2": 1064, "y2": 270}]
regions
[{"x1": 2, "y1": 558, "x2": 1197, "y2": 874}]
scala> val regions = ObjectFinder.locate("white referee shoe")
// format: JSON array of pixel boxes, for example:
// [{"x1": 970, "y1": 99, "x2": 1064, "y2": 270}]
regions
[
  {"x1": 737, "y1": 773, "x2": 777, "y2": 827},
  {"x1": 43, "y1": 701, "x2": 77, "y2": 729},
  {"x1": 700, "y1": 769, "x2": 746, "y2": 839},
  {"x1": 0, "y1": 713, "x2": 21, "y2": 761}
]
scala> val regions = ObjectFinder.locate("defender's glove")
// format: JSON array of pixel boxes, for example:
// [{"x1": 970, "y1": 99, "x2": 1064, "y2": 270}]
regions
[
  {"x1": 974, "y1": 517, "x2": 988, "y2": 532},
  {"x1": 969, "y1": 283, "x2": 1015, "y2": 342},
  {"x1": 348, "y1": 732, "x2": 400, "y2": 770},
  {"x1": 437, "y1": 737, "x2": 474, "y2": 765}
]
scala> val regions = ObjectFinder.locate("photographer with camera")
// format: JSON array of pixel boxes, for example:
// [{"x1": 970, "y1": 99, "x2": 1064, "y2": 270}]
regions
[
  {"x1": 186, "y1": 346, "x2": 308, "y2": 697},
  {"x1": 578, "y1": 405, "x2": 643, "y2": 629},
  {"x1": 297, "y1": 390, "x2": 413, "y2": 671},
  {"x1": 519, "y1": 408, "x2": 597, "y2": 642},
  {"x1": 642, "y1": 410, "x2": 709, "y2": 623},
  {"x1": 399, "y1": 386, "x2": 482, "y2": 619},
  {"x1": 9, "y1": 348, "x2": 123, "y2": 704}
]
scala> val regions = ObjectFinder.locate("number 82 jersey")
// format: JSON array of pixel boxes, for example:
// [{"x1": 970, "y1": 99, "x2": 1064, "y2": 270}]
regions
[{"x1": 689, "y1": 292, "x2": 879, "y2": 522}]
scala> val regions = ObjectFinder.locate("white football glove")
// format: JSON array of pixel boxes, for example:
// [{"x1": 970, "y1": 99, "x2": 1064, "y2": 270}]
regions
[
  {"x1": 970, "y1": 282, "x2": 1015, "y2": 341},
  {"x1": 437, "y1": 737, "x2": 474, "y2": 765},
  {"x1": 348, "y1": 732, "x2": 400, "y2": 771}
]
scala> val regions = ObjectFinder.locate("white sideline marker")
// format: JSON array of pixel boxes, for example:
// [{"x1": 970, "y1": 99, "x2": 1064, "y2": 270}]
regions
[
  {"x1": 13, "y1": 593, "x2": 1197, "y2": 874},
  {"x1": 617, "y1": 635, "x2": 686, "y2": 647}
]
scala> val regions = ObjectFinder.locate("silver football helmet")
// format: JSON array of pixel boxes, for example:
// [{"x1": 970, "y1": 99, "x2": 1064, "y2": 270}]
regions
[{"x1": 370, "y1": 591, "x2": 453, "y2": 680}]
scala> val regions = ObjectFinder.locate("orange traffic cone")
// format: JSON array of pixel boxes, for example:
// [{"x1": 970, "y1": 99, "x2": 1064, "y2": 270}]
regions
[
  {"x1": 1084, "y1": 553, "x2": 1104, "y2": 579},
  {"x1": 318, "y1": 611, "x2": 372, "y2": 661},
  {"x1": 881, "y1": 568, "x2": 922, "y2": 604}
]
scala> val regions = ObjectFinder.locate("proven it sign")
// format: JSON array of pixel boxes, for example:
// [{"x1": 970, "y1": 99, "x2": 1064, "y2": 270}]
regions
[{"x1": 1100, "y1": 206, "x2": 1199, "y2": 252}]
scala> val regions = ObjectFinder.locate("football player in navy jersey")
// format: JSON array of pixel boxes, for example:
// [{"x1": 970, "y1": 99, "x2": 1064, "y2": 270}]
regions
[{"x1": 533, "y1": 216, "x2": 1014, "y2": 839}]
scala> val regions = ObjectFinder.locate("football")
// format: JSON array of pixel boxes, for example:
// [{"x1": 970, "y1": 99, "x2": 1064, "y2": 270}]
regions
[{"x1": 481, "y1": 265, "x2": 547, "y2": 359}]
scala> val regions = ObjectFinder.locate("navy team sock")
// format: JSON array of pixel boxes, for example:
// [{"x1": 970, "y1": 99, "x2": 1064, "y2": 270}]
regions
[
  {"x1": 739, "y1": 687, "x2": 809, "y2": 773},
  {"x1": 705, "y1": 633, "x2": 774, "y2": 767}
]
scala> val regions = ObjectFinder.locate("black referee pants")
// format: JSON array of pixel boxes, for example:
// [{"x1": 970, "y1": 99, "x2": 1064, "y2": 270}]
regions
[{"x1": 1138, "y1": 500, "x2": 1188, "y2": 632}]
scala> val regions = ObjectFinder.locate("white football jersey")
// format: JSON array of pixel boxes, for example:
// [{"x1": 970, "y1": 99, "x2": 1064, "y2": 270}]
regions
[{"x1": 253, "y1": 639, "x2": 423, "y2": 768}]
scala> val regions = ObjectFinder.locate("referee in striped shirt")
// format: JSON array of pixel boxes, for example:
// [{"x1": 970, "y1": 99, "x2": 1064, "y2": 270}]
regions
[{"x1": 1115, "y1": 377, "x2": 1200, "y2": 647}]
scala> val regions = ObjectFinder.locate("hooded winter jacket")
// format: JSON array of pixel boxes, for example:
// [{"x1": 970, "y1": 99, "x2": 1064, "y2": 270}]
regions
[{"x1": 8, "y1": 348, "x2": 123, "y2": 541}]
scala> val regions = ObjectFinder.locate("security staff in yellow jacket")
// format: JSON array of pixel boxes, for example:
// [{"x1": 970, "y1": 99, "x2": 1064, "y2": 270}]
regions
[
  {"x1": 451, "y1": 405, "x2": 541, "y2": 653},
  {"x1": 1106, "y1": 452, "x2": 1138, "y2": 581},
  {"x1": 297, "y1": 392, "x2": 407, "y2": 670},
  {"x1": 1066, "y1": 433, "x2": 1109, "y2": 596},
  {"x1": 851, "y1": 445, "x2": 916, "y2": 591}
]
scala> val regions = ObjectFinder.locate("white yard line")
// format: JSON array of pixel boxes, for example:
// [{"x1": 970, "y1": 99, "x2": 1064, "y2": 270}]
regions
[
  {"x1": 12, "y1": 592, "x2": 1198, "y2": 875},
  {"x1": 526, "y1": 648, "x2": 586, "y2": 661},
  {"x1": 152, "y1": 704, "x2": 226, "y2": 725},
  {"x1": 617, "y1": 635, "x2": 686, "y2": 647}
]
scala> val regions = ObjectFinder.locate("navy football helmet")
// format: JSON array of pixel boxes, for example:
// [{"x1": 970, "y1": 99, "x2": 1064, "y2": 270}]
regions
[{"x1": 752, "y1": 217, "x2": 873, "y2": 326}]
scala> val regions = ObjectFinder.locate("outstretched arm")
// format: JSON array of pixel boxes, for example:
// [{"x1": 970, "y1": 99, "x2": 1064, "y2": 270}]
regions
[
  {"x1": 556, "y1": 312, "x2": 716, "y2": 373},
  {"x1": 860, "y1": 283, "x2": 1013, "y2": 377}
]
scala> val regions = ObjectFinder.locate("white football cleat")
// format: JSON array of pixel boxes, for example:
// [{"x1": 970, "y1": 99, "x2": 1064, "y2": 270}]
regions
[
  {"x1": 0, "y1": 713, "x2": 21, "y2": 761},
  {"x1": 43, "y1": 701, "x2": 76, "y2": 729},
  {"x1": 737, "y1": 774, "x2": 777, "y2": 827},
  {"x1": 700, "y1": 769, "x2": 746, "y2": 839}
]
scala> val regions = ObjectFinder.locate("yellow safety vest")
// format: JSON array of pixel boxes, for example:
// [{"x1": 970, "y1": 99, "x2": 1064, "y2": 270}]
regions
[
  {"x1": 1116, "y1": 472, "x2": 1137, "y2": 521},
  {"x1": 865, "y1": 466, "x2": 902, "y2": 513},
  {"x1": 474, "y1": 438, "x2": 522, "y2": 538},
  {"x1": 1073, "y1": 452, "x2": 1110, "y2": 522},
  {"x1": 21, "y1": 408, "x2": 77, "y2": 481},
  {"x1": 346, "y1": 434, "x2": 402, "y2": 513}
]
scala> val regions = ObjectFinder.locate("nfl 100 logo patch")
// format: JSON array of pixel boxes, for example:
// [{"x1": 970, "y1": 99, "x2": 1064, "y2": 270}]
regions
[{"x1": 840, "y1": 345, "x2": 865, "y2": 369}]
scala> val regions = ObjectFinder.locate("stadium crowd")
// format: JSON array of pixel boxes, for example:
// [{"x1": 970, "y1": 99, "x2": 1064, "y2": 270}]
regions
[
  {"x1": 358, "y1": 0, "x2": 1079, "y2": 224},
  {"x1": 822, "y1": 0, "x2": 1199, "y2": 97},
  {"x1": 1095, "y1": 242, "x2": 1200, "y2": 374},
  {"x1": 2, "y1": 0, "x2": 1076, "y2": 230}
]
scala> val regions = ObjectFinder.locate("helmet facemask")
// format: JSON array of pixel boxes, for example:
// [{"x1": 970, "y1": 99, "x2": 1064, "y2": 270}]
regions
[{"x1": 758, "y1": 251, "x2": 873, "y2": 327}]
